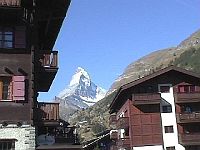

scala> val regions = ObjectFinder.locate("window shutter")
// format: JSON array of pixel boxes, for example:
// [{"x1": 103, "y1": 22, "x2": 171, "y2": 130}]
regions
[
  {"x1": 14, "y1": 26, "x2": 26, "y2": 48},
  {"x1": 12, "y1": 76, "x2": 25, "y2": 101},
  {"x1": 0, "y1": 81, "x2": 2, "y2": 100}
]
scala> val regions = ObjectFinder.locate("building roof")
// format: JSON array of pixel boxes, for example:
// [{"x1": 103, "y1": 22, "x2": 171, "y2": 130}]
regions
[
  {"x1": 109, "y1": 66, "x2": 200, "y2": 113},
  {"x1": 36, "y1": 0, "x2": 71, "y2": 50}
]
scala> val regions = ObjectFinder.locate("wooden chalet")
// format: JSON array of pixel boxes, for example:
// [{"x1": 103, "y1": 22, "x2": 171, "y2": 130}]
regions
[
  {"x1": 109, "y1": 66, "x2": 200, "y2": 150},
  {"x1": 0, "y1": 0, "x2": 84, "y2": 150}
]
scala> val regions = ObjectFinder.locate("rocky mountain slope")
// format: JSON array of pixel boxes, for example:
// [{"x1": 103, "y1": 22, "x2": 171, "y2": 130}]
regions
[
  {"x1": 109, "y1": 29, "x2": 200, "y2": 94},
  {"x1": 68, "y1": 29, "x2": 200, "y2": 143},
  {"x1": 55, "y1": 67, "x2": 106, "y2": 120}
]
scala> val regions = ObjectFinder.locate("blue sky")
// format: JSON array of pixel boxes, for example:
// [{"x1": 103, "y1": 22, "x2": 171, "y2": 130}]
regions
[{"x1": 38, "y1": 0, "x2": 200, "y2": 101}]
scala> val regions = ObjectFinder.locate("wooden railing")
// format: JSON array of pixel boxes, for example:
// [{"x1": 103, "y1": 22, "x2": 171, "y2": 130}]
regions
[
  {"x1": 0, "y1": 0, "x2": 21, "y2": 7},
  {"x1": 179, "y1": 133, "x2": 200, "y2": 145},
  {"x1": 117, "y1": 117, "x2": 129, "y2": 129},
  {"x1": 133, "y1": 93, "x2": 161, "y2": 105},
  {"x1": 177, "y1": 112, "x2": 200, "y2": 123},
  {"x1": 38, "y1": 102, "x2": 59, "y2": 121},
  {"x1": 42, "y1": 51, "x2": 58, "y2": 68},
  {"x1": 175, "y1": 92, "x2": 200, "y2": 103}
]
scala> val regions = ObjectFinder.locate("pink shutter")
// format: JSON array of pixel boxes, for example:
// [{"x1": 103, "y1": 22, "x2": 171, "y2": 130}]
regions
[
  {"x1": 12, "y1": 76, "x2": 25, "y2": 101},
  {"x1": 178, "y1": 86, "x2": 185, "y2": 93}
]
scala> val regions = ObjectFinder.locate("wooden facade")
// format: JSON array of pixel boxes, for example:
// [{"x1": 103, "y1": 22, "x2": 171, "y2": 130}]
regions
[
  {"x1": 109, "y1": 66, "x2": 200, "y2": 150},
  {"x1": 0, "y1": 0, "x2": 76, "y2": 150}
]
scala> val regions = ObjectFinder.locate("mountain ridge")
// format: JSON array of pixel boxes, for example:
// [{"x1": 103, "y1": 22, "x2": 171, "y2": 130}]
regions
[
  {"x1": 68, "y1": 29, "x2": 200, "y2": 143},
  {"x1": 55, "y1": 67, "x2": 106, "y2": 121}
]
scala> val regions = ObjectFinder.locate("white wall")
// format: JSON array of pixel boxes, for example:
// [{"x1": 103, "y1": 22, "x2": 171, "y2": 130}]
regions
[
  {"x1": 0, "y1": 124, "x2": 35, "y2": 150},
  {"x1": 159, "y1": 84, "x2": 185, "y2": 150},
  {"x1": 133, "y1": 145, "x2": 163, "y2": 150}
]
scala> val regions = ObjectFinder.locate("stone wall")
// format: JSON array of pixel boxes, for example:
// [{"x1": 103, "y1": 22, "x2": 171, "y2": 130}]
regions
[{"x1": 0, "y1": 124, "x2": 35, "y2": 150}]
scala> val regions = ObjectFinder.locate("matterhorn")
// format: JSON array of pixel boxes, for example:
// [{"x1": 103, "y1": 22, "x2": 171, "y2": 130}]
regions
[{"x1": 55, "y1": 67, "x2": 106, "y2": 120}]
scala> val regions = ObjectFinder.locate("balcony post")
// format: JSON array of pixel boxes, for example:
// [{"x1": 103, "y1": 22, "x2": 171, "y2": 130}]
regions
[{"x1": 51, "y1": 51, "x2": 58, "y2": 67}]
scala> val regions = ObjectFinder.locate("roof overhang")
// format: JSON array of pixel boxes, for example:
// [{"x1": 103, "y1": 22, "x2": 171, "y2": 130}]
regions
[{"x1": 109, "y1": 66, "x2": 200, "y2": 113}]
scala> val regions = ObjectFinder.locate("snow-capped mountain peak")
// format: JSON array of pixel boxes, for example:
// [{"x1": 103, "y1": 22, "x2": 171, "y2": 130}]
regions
[
  {"x1": 57, "y1": 67, "x2": 106, "y2": 109},
  {"x1": 69, "y1": 67, "x2": 90, "y2": 87}
]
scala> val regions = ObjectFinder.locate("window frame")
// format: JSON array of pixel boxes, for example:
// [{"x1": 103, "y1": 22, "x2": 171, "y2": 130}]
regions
[
  {"x1": 159, "y1": 85, "x2": 170, "y2": 93},
  {"x1": 178, "y1": 85, "x2": 197, "y2": 93},
  {"x1": 0, "y1": 27, "x2": 14, "y2": 49},
  {"x1": 0, "y1": 76, "x2": 25, "y2": 102},
  {"x1": 162, "y1": 105, "x2": 172, "y2": 113},
  {"x1": 0, "y1": 76, "x2": 12, "y2": 101},
  {"x1": 164, "y1": 125, "x2": 174, "y2": 133},
  {"x1": 166, "y1": 146, "x2": 175, "y2": 150},
  {"x1": 0, "y1": 139, "x2": 15, "y2": 150}
]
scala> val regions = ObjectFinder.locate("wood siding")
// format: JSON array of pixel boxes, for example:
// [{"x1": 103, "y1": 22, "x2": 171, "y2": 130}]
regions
[
  {"x1": 0, "y1": 54, "x2": 32, "y2": 123},
  {"x1": 130, "y1": 104, "x2": 162, "y2": 147}
]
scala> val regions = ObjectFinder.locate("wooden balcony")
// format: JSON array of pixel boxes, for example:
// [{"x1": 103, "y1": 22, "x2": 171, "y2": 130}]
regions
[
  {"x1": 117, "y1": 117, "x2": 129, "y2": 129},
  {"x1": 110, "y1": 130, "x2": 118, "y2": 140},
  {"x1": 42, "y1": 51, "x2": 58, "y2": 68},
  {"x1": 0, "y1": 0, "x2": 21, "y2": 7},
  {"x1": 175, "y1": 92, "x2": 200, "y2": 103},
  {"x1": 117, "y1": 138, "x2": 130, "y2": 148},
  {"x1": 36, "y1": 102, "x2": 59, "y2": 124},
  {"x1": 37, "y1": 51, "x2": 58, "y2": 92},
  {"x1": 179, "y1": 133, "x2": 200, "y2": 145},
  {"x1": 177, "y1": 112, "x2": 200, "y2": 123},
  {"x1": 109, "y1": 114, "x2": 117, "y2": 125},
  {"x1": 132, "y1": 93, "x2": 161, "y2": 105}
]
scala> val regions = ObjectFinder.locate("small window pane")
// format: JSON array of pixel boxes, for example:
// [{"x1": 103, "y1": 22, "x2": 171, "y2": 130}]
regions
[
  {"x1": 190, "y1": 85, "x2": 195, "y2": 93},
  {"x1": 160, "y1": 86, "x2": 170, "y2": 93},
  {"x1": 185, "y1": 86, "x2": 189, "y2": 93},
  {"x1": 4, "y1": 42, "x2": 13, "y2": 48},
  {"x1": 162, "y1": 105, "x2": 172, "y2": 113},
  {"x1": 166, "y1": 146, "x2": 175, "y2": 150},
  {"x1": 165, "y1": 126, "x2": 174, "y2": 133},
  {"x1": 5, "y1": 34, "x2": 13, "y2": 41}
]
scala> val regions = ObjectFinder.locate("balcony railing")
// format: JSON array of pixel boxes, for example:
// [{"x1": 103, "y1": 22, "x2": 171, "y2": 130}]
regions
[
  {"x1": 109, "y1": 114, "x2": 117, "y2": 125},
  {"x1": 132, "y1": 93, "x2": 161, "y2": 105},
  {"x1": 110, "y1": 130, "x2": 118, "y2": 140},
  {"x1": 175, "y1": 92, "x2": 200, "y2": 103},
  {"x1": 117, "y1": 117, "x2": 129, "y2": 129},
  {"x1": 37, "y1": 102, "x2": 59, "y2": 121},
  {"x1": 117, "y1": 138, "x2": 130, "y2": 148},
  {"x1": 0, "y1": 0, "x2": 21, "y2": 7},
  {"x1": 179, "y1": 133, "x2": 200, "y2": 145},
  {"x1": 41, "y1": 51, "x2": 58, "y2": 68},
  {"x1": 177, "y1": 112, "x2": 200, "y2": 123}
]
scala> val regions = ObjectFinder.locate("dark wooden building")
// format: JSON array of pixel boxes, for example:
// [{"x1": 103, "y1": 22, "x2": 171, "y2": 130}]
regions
[
  {"x1": 109, "y1": 66, "x2": 200, "y2": 150},
  {"x1": 0, "y1": 0, "x2": 74, "y2": 149}
]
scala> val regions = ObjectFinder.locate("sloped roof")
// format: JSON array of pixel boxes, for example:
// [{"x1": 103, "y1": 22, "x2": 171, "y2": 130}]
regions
[{"x1": 109, "y1": 66, "x2": 200, "y2": 113}]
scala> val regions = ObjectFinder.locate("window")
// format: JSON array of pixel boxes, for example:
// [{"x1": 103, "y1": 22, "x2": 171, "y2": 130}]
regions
[
  {"x1": 0, "y1": 140, "x2": 15, "y2": 150},
  {"x1": 164, "y1": 126, "x2": 174, "y2": 133},
  {"x1": 0, "y1": 77, "x2": 12, "y2": 100},
  {"x1": 0, "y1": 76, "x2": 25, "y2": 101},
  {"x1": 162, "y1": 105, "x2": 172, "y2": 113},
  {"x1": 0, "y1": 27, "x2": 13, "y2": 48},
  {"x1": 178, "y1": 85, "x2": 196, "y2": 93},
  {"x1": 159, "y1": 86, "x2": 170, "y2": 93},
  {"x1": 125, "y1": 128, "x2": 129, "y2": 136},
  {"x1": 166, "y1": 146, "x2": 175, "y2": 150}
]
